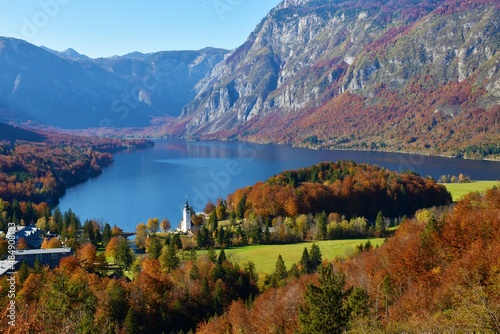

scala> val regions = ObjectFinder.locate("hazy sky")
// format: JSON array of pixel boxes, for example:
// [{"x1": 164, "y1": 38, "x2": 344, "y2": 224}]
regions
[{"x1": 0, "y1": 0, "x2": 282, "y2": 58}]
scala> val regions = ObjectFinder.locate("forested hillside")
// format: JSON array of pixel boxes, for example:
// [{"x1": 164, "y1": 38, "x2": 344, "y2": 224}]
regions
[
  {"x1": 0, "y1": 123, "x2": 153, "y2": 203},
  {"x1": 2, "y1": 175, "x2": 495, "y2": 333},
  {"x1": 198, "y1": 187, "x2": 500, "y2": 333},
  {"x1": 227, "y1": 161, "x2": 451, "y2": 219}
]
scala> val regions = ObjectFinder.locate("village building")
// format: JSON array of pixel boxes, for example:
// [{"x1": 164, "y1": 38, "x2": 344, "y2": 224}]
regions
[
  {"x1": 6, "y1": 224, "x2": 42, "y2": 249},
  {"x1": 0, "y1": 248, "x2": 73, "y2": 276}
]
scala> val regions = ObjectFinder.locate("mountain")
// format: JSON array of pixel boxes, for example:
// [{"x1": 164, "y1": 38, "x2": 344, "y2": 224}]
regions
[
  {"x1": 93, "y1": 48, "x2": 228, "y2": 119},
  {"x1": 0, "y1": 37, "x2": 227, "y2": 129},
  {"x1": 0, "y1": 122, "x2": 46, "y2": 143},
  {"x1": 121, "y1": 51, "x2": 154, "y2": 60},
  {"x1": 41, "y1": 46, "x2": 91, "y2": 60},
  {"x1": 179, "y1": 0, "x2": 500, "y2": 159},
  {"x1": 0, "y1": 37, "x2": 155, "y2": 128}
]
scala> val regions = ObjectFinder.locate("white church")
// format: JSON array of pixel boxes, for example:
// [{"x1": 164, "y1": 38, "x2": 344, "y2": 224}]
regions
[{"x1": 180, "y1": 199, "x2": 191, "y2": 233}]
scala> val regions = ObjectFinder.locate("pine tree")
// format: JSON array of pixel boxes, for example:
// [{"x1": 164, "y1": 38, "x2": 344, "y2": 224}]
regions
[
  {"x1": 273, "y1": 254, "x2": 288, "y2": 282},
  {"x1": 208, "y1": 211, "x2": 218, "y2": 232},
  {"x1": 172, "y1": 233, "x2": 183, "y2": 250},
  {"x1": 299, "y1": 263, "x2": 350, "y2": 333},
  {"x1": 148, "y1": 236, "x2": 162, "y2": 260},
  {"x1": 309, "y1": 243, "x2": 322, "y2": 272},
  {"x1": 236, "y1": 194, "x2": 247, "y2": 219},
  {"x1": 217, "y1": 249, "x2": 227, "y2": 264},
  {"x1": 115, "y1": 238, "x2": 134, "y2": 270},
  {"x1": 217, "y1": 227, "x2": 226, "y2": 246},
  {"x1": 213, "y1": 280, "x2": 225, "y2": 315},
  {"x1": 18, "y1": 261, "x2": 30, "y2": 284},
  {"x1": 288, "y1": 263, "x2": 301, "y2": 278},
  {"x1": 300, "y1": 247, "x2": 311, "y2": 273},
  {"x1": 207, "y1": 248, "x2": 217, "y2": 263},
  {"x1": 102, "y1": 223, "x2": 112, "y2": 246},
  {"x1": 160, "y1": 242, "x2": 180, "y2": 272},
  {"x1": 315, "y1": 211, "x2": 327, "y2": 240},
  {"x1": 375, "y1": 210, "x2": 386, "y2": 237}
]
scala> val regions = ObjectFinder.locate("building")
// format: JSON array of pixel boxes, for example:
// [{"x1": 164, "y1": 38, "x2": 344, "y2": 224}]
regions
[
  {"x1": 180, "y1": 199, "x2": 191, "y2": 233},
  {"x1": 6, "y1": 224, "x2": 42, "y2": 249},
  {"x1": 0, "y1": 248, "x2": 73, "y2": 276},
  {"x1": 12, "y1": 248, "x2": 73, "y2": 268}
]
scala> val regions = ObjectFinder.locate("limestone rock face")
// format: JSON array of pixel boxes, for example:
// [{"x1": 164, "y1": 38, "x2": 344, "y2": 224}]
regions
[{"x1": 180, "y1": 0, "x2": 499, "y2": 158}]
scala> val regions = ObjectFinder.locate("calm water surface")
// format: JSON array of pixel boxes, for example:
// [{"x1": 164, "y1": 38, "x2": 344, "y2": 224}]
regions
[{"x1": 58, "y1": 140, "x2": 500, "y2": 231}]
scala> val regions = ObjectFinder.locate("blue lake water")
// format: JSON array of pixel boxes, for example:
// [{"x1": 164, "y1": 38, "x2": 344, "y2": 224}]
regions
[{"x1": 57, "y1": 140, "x2": 500, "y2": 231}]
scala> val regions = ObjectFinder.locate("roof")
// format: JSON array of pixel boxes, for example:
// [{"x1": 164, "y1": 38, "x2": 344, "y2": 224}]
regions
[
  {"x1": 14, "y1": 248, "x2": 72, "y2": 256},
  {"x1": 6, "y1": 225, "x2": 41, "y2": 240},
  {"x1": 0, "y1": 260, "x2": 18, "y2": 276}
]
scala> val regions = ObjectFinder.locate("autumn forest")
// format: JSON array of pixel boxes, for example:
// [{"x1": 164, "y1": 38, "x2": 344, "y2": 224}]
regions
[{"x1": 1, "y1": 124, "x2": 499, "y2": 333}]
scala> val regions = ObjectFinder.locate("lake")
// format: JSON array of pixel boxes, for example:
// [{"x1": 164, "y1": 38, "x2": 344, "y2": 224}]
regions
[{"x1": 57, "y1": 140, "x2": 500, "y2": 232}]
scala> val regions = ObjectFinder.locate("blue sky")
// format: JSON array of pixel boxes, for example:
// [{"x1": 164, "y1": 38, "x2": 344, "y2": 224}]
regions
[{"x1": 0, "y1": 0, "x2": 282, "y2": 58}]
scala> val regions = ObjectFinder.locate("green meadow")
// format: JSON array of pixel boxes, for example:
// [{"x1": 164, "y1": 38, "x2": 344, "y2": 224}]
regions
[
  {"x1": 199, "y1": 238, "x2": 384, "y2": 274},
  {"x1": 441, "y1": 181, "x2": 499, "y2": 201}
]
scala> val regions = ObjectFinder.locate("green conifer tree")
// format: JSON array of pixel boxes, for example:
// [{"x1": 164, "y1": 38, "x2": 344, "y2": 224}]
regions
[
  {"x1": 309, "y1": 243, "x2": 322, "y2": 272},
  {"x1": 160, "y1": 242, "x2": 180, "y2": 272},
  {"x1": 299, "y1": 263, "x2": 350, "y2": 333},
  {"x1": 300, "y1": 247, "x2": 311, "y2": 273},
  {"x1": 375, "y1": 210, "x2": 386, "y2": 237},
  {"x1": 217, "y1": 249, "x2": 227, "y2": 264},
  {"x1": 274, "y1": 254, "x2": 288, "y2": 282}
]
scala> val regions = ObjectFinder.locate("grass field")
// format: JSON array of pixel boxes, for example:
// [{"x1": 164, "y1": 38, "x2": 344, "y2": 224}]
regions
[
  {"x1": 199, "y1": 239, "x2": 385, "y2": 274},
  {"x1": 441, "y1": 181, "x2": 499, "y2": 201}
]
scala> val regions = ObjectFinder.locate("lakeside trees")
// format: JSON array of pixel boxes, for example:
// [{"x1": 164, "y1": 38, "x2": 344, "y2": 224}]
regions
[
  {"x1": 0, "y1": 126, "x2": 153, "y2": 204},
  {"x1": 188, "y1": 161, "x2": 451, "y2": 249},
  {"x1": 226, "y1": 161, "x2": 451, "y2": 220}
]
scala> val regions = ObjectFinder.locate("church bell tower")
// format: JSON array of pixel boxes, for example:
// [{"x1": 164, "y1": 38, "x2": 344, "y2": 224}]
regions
[{"x1": 182, "y1": 199, "x2": 191, "y2": 233}]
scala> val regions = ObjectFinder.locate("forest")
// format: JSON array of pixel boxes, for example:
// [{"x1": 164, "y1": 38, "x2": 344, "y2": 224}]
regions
[
  {"x1": 0, "y1": 184, "x2": 497, "y2": 333},
  {"x1": 0, "y1": 123, "x2": 153, "y2": 203},
  {"x1": 178, "y1": 161, "x2": 452, "y2": 249},
  {"x1": 226, "y1": 160, "x2": 452, "y2": 219},
  {"x1": 0, "y1": 158, "x2": 470, "y2": 333},
  {"x1": 197, "y1": 187, "x2": 500, "y2": 333}
]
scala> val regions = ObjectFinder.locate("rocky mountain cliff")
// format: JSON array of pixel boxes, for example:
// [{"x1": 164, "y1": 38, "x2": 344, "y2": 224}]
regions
[
  {"x1": 0, "y1": 38, "x2": 227, "y2": 128},
  {"x1": 179, "y1": 0, "x2": 500, "y2": 158}
]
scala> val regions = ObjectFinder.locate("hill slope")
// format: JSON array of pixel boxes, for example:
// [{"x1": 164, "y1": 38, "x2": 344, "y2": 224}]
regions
[{"x1": 179, "y1": 0, "x2": 500, "y2": 159}]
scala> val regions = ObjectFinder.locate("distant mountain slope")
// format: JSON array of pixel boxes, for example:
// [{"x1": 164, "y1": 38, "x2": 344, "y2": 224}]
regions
[
  {"x1": 179, "y1": 0, "x2": 500, "y2": 159},
  {"x1": 93, "y1": 48, "x2": 228, "y2": 118},
  {"x1": 41, "y1": 46, "x2": 91, "y2": 60},
  {"x1": 0, "y1": 38, "x2": 227, "y2": 129},
  {"x1": 0, "y1": 122, "x2": 46, "y2": 143},
  {"x1": 0, "y1": 37, "x2": 154, "y2": 128}
]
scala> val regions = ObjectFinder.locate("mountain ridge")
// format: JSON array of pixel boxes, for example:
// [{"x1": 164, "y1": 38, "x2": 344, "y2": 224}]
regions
[
  {"x1": 0, "y1": 37, "x2": 228, "y2": 128},
  {"x1": 0, "y1": 0, "x2": 498, "y2": 159},
  {"x1": 178, "y1": 0, "x2": 500, "y2": 159}
]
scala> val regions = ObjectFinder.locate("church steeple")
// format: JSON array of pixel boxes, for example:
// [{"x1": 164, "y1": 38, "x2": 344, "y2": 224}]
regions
[{"x1": 181, "y1": 197, "x2": 191, "y2": 233}]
